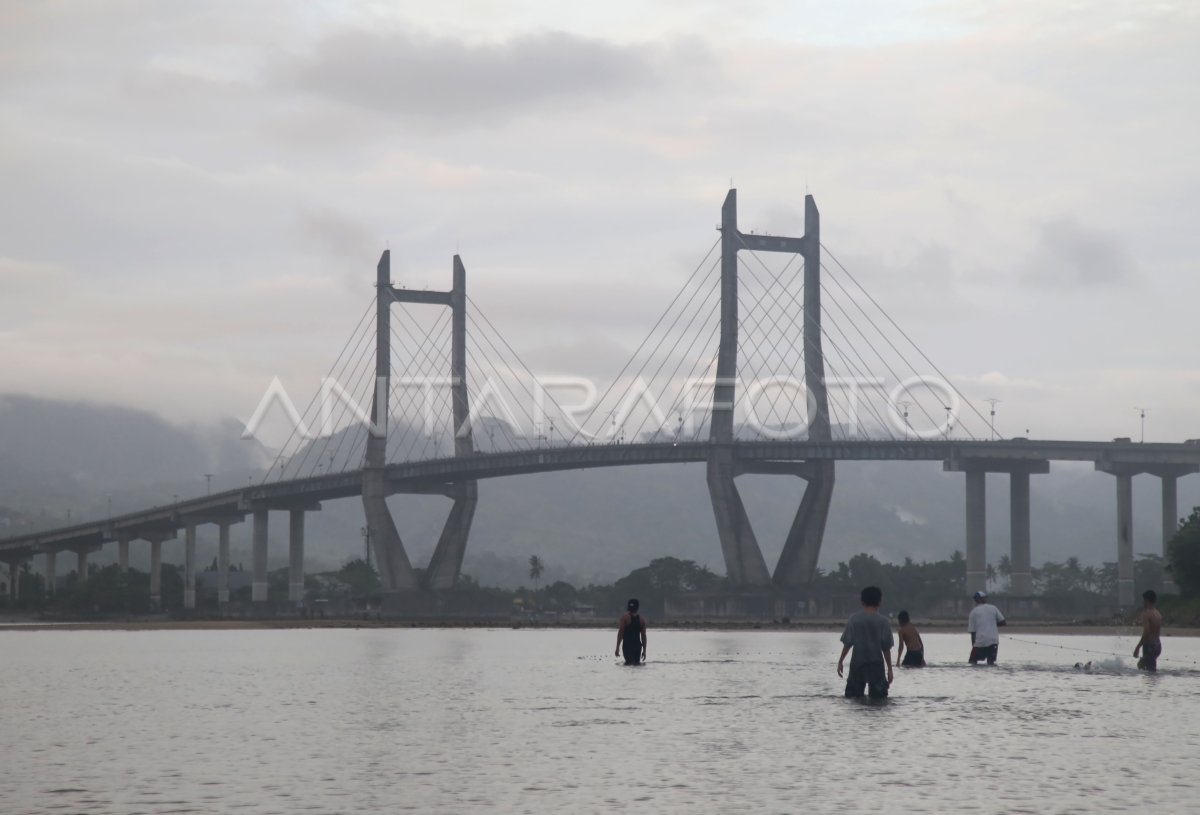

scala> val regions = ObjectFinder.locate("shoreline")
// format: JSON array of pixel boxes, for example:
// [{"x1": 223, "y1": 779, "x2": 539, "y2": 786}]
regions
[{"x1": 2, "y1": 617, "x2": 1197, "y2": 637}]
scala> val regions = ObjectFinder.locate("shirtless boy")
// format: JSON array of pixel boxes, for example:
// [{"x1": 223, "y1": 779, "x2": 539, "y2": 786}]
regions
[
  {"x1": 895, "y1": 610, "x2": 926, "y2": 667},
  {"x1": 1134, "y1": 589, "x2": 1163, "y2": 672}
]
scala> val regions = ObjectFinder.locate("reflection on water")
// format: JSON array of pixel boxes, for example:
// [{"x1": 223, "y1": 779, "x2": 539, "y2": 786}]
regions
[{"x1": 2, "y1": 629, "x2": 1197, "y2": 813}]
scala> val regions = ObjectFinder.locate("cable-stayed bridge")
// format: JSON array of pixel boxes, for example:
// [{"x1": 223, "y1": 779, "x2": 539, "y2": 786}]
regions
[{"x1": 2, "y1": 190, "x2": 1196, "y2": 609}]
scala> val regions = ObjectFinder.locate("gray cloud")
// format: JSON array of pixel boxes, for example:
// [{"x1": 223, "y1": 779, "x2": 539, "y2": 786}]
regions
[
  {"x1": 281, "y1": 28, "x2": 659, "y2": 125},
  {"x1": 1024, "y1": 217, "x2": 1139, "y2": 287},
  {"x1": 0, "y1": 2, "x2": 1197, "y2": 445}
]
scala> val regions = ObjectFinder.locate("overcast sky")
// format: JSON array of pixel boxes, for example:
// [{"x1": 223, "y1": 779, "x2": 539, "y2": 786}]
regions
[{"x1": 2, "y1": 0, "x2": 1198, "y2": 445}]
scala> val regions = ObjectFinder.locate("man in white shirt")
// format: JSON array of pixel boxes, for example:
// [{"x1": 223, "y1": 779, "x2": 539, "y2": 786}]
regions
[{"x1": 967, "y1": 591, "x2": 1006, "y2": 665}]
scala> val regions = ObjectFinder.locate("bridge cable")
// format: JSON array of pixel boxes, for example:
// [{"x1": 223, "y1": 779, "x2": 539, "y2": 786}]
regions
[
  {"x1": 817, "y1": 308, "x2": 898, "y2": 438},
  {"x1": 386, "y1": 305, "x2": 456, "y2": 461},
  {"x1": 465, "y1": 313, "x2": 555, "y2": 450},
  {"x1": 816, "y1": 296, "x2": 902, "y2": 438},
  {"x1": 733, "y1": 251, "x2": 811, "y2": 434},
  {"x1": 328, "y1": 302, "x2": 451, "y2": 472},
  {"x1": 733, "y1": 252, "x2": 861, "y2": 437},
  {"x1": 290, "y1": 324, "x2": 380, "y2": 479},
  {"x1": 564, "y1": 237, "x2": 721, "y2": 445},
  {"x1": 578, "y1": 251, "x2": 722, "y2": 445},
  {"x1": 734, "y1": 292, "x2": 804, "y2": 435},
  {"x1": 293, "y1": 328, "x2": 379, "y2": 478},
  {"x1": 821, "y1": 245, "x2": 993, "y2": 435},
  {"x1": 818, "y1": 275, "x2": 952, "y2": 438},
  {"x1": 299, "y1": 307, "x2": 400, "y2": 477},
  {"x1": 466, "y1": 296, "x2": 581, "y2": 447},
  {"x1": 261, "y1": 298, "x2": 375, "y2": 483},
  {"x1": 272, "y1": 311, "x2": 377, "y2": 482},
  {"x1": 463, "y1": 309, "x2": 565, "y2": 450},
  {"x1": 733, "y1": 256, "x2": 800, "y2": 432},
  {"x1": 639, "y1": 298, "x2": 723, "y2": 443},
  {"x1": 625, "y1": 275, "x2": 723, "y2": 442},
  {"x1": 389, "y1": 312, "x2": 460, "y2": 462}
]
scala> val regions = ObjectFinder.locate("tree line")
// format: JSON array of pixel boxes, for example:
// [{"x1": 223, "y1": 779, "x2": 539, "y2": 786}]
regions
[{"x1": 4, "y1": 504, "x2": 1199, "y2": 618}]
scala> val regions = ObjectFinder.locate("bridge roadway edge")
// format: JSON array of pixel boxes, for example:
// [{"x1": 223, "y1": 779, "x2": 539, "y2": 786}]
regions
[{"x1": 3, "y1": 440, "x2": 1200, "y2": 603}]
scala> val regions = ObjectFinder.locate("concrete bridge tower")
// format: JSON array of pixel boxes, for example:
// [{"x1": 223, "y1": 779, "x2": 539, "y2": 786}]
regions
[
  {"x1": 362, "y1": 251, "x2": 478, "y2": 593},
  {"x1": 706, "y1": 189, "x2": 836, "y2": 589}
]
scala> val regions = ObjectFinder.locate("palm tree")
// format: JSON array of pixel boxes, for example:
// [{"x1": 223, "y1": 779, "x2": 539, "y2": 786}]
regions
[{"x1": 528, "y1": 555, "x2": 545, "y2": 593}]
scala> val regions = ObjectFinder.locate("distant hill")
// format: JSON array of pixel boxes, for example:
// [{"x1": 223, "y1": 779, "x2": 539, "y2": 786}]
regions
[{"x1": 2, "y1": 394, "x2": 1197, "y2": 588}]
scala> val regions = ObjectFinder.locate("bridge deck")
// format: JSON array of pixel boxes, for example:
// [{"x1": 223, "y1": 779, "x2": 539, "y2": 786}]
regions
[{"x1": 3, "y1": 439, "x2": 1198, "y2": 558}]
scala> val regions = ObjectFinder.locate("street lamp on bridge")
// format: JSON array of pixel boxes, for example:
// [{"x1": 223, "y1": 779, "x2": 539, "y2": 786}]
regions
[
  {"x1": 1134, "y1": 406, "x2": 1150, "y2": 443},
  {"x1": 985, "y1": 398, "x2": 1001, "y2": 441}
]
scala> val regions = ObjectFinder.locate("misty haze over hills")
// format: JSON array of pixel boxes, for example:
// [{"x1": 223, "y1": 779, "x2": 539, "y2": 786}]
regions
[{"x1": 2, "y1": 394, "x2": 1198, "y2": 589}]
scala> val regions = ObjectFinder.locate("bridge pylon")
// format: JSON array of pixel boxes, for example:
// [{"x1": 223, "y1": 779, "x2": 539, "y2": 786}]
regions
[
  {"x1": 707, "y1": 189, "x2": 835, "y2": 589},
  {"x1": 363, "y1": 251, "x2": 478, "y2": 593}
]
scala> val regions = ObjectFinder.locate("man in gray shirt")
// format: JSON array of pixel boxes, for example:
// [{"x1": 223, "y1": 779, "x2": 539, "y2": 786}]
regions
[{"x1": 837, "y1": 585, "x2": 895, "y2": 698}]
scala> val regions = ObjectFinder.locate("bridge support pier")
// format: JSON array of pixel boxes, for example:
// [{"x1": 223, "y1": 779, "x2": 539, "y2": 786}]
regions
[
  {"x1": 362, "y1": 473, "x2": 419, "y2": 593},
  {"x1": 425, "y1": 482, "x2": 479, "y2": 590},
  {"x1": 1096, "y1": 462, "x2": 1197, "y2": 604},
  {"x1": 1115, "y1": 472, "x2": 1134, "y2": 607},
  {"x1": 1009, "y1": 471, "x2": 1033, "y2": 596},
  {"x1": 6, "y1": 560, "x2": 20, "y2": 600},
  {"x1": 44, "y1": 549, "x2": 56, "y2": 597},
  {"x1": 117, "y1": 533, "x2": 130, "y2": 572},
  {"x1": 252, "y1": 507, "x2": 268, "y2": 604},
  {"x1": 183, "y1": 524, "x2": 197, "y2": 610},
  {"x1": 964, "y1": 469, "x2": 987, "y2": 595},
  {"x1": 1161, "y1": 474, "x2": 1179, "y2": 594},
  {"x1": 707, "y1": 450, "x2": 772, "y2": 588},
  {"x1": 132, "y1": 529, "x2": 176, "y2": 610},
  {"x1": 946, "y1": 459, "x2": 1048, "y2": 597},
  {"x1": 150, "y1": 538, "x2": 162, "y2": 609},
  {"x1": 774, "y1": 461, "x2": 836, "y2": 588},
  {"x1": 217, "y1": 521, "x2": 232, "y2": 605},
  {"x1": 74, "y1": 548, "x2": 90, "y2": 583},
  {"x1": 288, "y1": 509, "x2": 305, "y2": 604}
]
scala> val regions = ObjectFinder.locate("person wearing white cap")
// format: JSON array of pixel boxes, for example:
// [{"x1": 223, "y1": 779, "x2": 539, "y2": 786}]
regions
[{"x1": 967, "y1": 590, "x2": 1006, "y2": 665}]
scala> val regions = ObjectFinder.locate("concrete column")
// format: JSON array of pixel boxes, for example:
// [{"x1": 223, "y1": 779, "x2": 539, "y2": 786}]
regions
[
  {"x1": 365, "y1": 250, "x2": 392, "y2": 470},
  {"x1": 217, "y1": 521, "x2": 231, "y2": 605},
  {"x1": 44, "y1": 550, "x2": 57, "y2": 597},
  {"x1": 288, "y1": 509, "x2": 305, "y2": 604},
  {"x1": 774, "y1": 462, "x2": 835, "y2": 588},
  {"x1": 710, "y1": 189, "x2": 738, "y2": 444},
  {"x1": 252, "y1": 507, "x2": 268, "y2": 603},
  {"x1": 150, "y1": 538, "x2": 162, "y2": 609},
  {"x1": 965, "y1": 469, "x2": 987, "y2": 594},
  {"x1": 183, "y1": 524, "x2": 196, "y2": 610},
  {"x1": 117, "y1": 533, "x2": 130, "y2": 571},
  {"x1": 1116, "y1": 473, "x2": 1134, "y2": 607},
  {"x1": 7, "y1": 561, "x2": 19, "y2": 600},
  {"x1": 1161, "y1": 474, "x2": 1179, "y2": 593},
  {"x1": 451, "y1": 255, "x2": 473, "y2": 456},
  {"x1": 426, "y1": 482, "x2": 479, "y2": 590},
  {"x1": 706, "y1": 451, "x2": 772, "y2": 587},
  {"x1": 1010, "y1": 471, "x2": 1032, "y2": 595},
  {"x1": 802, "y1": 193, "x2": 830, "y2": 443},
  {"x1": 76, "y1": 549, "x2": 89, "y2": 583}
]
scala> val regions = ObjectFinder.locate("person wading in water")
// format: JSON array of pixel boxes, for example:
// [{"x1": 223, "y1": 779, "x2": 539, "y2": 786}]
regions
[{"x1": 615, "y1": 598, "x2": 647, "y2": 665}]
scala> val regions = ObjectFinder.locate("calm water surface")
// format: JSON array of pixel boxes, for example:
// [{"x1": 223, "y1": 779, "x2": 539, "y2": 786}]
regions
[{"x1": 2, "y1": 628, "x2": 1198, "y2": 814}]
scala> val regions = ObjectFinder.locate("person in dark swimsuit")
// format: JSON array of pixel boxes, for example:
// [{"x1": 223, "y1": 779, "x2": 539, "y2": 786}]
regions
[
  {"x1": 615, "y1": 598, "x2": 647, "y2": 665},
  {"x1": 895, "y1": 610, "x2": 926, "y2": 667},
  {"x1": 1134, "y1": 589, "x2": 1163, "y2": 672}
]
